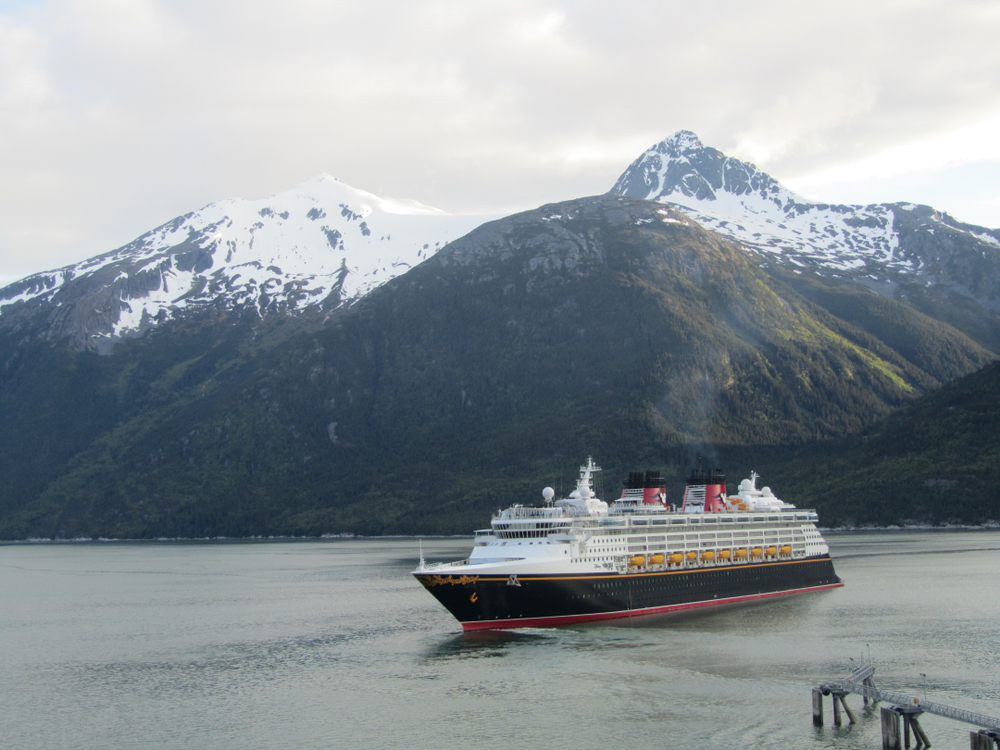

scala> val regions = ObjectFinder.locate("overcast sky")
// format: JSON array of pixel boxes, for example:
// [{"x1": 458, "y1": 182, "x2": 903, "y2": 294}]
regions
[{"x1": 2, "y1": 0, "x2": 1000, "y2": 284}]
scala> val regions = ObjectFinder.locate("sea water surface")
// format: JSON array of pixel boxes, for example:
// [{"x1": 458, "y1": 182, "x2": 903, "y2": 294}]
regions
[{"x1": 1, "y1": 532, "x2": 998, "y2": 749}]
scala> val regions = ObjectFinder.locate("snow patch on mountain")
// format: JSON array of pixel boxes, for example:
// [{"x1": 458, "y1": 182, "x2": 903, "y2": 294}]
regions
[{"x1": 974, "y1": 231, "x2": 1000, "y2": 248}]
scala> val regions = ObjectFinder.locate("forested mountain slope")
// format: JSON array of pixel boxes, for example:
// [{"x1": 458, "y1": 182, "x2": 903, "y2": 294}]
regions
[
  {"x1": 1, "y1": 195, "x2": 993, "y2": 538},
  {"x1": 763, "y1": 359, "x2": 1000, "y2": 528}
]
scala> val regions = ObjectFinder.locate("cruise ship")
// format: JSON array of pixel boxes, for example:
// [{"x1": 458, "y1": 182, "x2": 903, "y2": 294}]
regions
[{"x1": 414, "y1": 458, "x2": 842, "y2": 630}]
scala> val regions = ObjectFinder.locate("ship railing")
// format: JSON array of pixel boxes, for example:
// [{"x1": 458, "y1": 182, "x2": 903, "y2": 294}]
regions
[
  {"x1": 608, "y1": 505, "x2": 670, "y2": 516},
  {"x1": 420, "y1": 559, "x2": 471, "y2": 571},
  {"x1": 495, "y1": 506, "x2": 568, "y2": 520},
  {"x1": 610, "y1": 511, "x2": 811, "y2": 526}
]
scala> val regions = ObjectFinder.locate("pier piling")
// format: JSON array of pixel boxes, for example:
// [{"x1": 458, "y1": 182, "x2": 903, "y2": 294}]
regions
[
  {"x1": 883, "y1": 706, "x2": 929, "y2": 749},
  {"x1": 813, "y1": 686, "x2": 856, "y2": 727},
  {"x1": 882, "y1": 707, "x2": 901, "y2": 749},
  {"x1": 910, "y1": 715, "x2": 931, "y2": 748},
  {"x1": 864, "y1": 676, "x2": 877, "y2": 705},
  {"x1": 812, "y1": 688, "x2": 824, "y2": 726},
  {"x1": 838, "y1": 693, "x2": 858, "y2": 725},
  {"x1": 972, "y1": 730, "x2": 1000, "y2": 749}
]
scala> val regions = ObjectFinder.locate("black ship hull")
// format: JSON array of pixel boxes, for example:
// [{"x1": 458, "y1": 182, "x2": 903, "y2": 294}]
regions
[{"x1": 415, "y1": 555, "x2": 842, "y2": 630}]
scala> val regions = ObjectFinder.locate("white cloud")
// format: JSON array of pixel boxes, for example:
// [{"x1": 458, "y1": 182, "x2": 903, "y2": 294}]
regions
[
  {"x1": 782, "y1": 112, "x2": 1000, "y2": 226},
  {"x1": 2, "y1": 0, "x2": 1000, "y2": 279},
  {"x1": 0, "y1": 18, "x2": 51, "y2": 107},
  {"x1": 787, "y1": 113, "x2": 1000, "y2": 188},
  {"x1": 514, "y1": 10, "x2": 566, "y2": 43}
]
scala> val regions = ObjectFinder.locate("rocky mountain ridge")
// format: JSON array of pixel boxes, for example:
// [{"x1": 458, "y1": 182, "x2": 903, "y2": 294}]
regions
[
  {"x1": 612, "y1": 131, "x2": 1000, "y2": 315},
  {"x1": 0, "y1": 176, "x2": 492, "y2": 351},
  {"x1": 5, "y1": 132, "x2": 1000, "y2": 355}
]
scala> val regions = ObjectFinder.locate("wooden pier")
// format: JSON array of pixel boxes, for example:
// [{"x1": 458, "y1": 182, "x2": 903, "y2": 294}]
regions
[{"x1": 814, "y1": 661, "x2": 1000, "y2": 749}]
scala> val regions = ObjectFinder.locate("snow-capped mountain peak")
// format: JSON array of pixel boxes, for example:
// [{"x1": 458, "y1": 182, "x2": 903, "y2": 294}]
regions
[
  {"x1": 289, "y1": 174, "x2": 448, "y2": 216},
  {"x1": 0, "y1": 177, "x2": 495, "y2": 350},
  {"x1": 611, "y1": 131, "x2": 1000, "y2": 283},
  {"x1": 654, "y1": 129, "x2": 704, "y2": 155}
]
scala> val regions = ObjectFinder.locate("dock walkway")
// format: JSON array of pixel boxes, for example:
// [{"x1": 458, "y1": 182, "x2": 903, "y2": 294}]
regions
[
  {"x1": 822, "y1": 663, "x2": 1000, "y2": 733},
  {"x1": 815, "y1": 662, "x2": 1000, "y2": 748}
]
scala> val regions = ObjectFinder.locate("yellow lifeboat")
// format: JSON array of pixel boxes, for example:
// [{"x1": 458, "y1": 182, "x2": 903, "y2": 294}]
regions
[
  {"x1": 765, "y1": 546, "x2": 778, "y2": 557},
  {"x1": 700, "y1": 550, "x2": 715, "y2": 561},
  {"x1": 648, "y1": 553, "x2": 665, "y2": 565},
  {"x1": 668, "y1": 553, "x2": 684, "y2": 564},
  {"x1": 734, "y1": 548, "x2": 748, "y2": 559},
  {"x1": 629, "y1": 555, "x2": 646, "y2": 567},
  {"x1": 718, "y1": 549, "x2": 732, "y2": 560},
  {"x1": 750, "y1": 547, "x2": 763, "y2": 557},
  {"x1": 780, "y1": 545, "x2": 792, "y2": 556},
  {"x1": 685, "y1": 551, "x2": 697, "y2": 560}
]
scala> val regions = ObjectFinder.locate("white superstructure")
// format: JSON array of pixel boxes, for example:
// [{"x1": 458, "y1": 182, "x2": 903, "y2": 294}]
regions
[{"x1": 419, "y1": 457, "x2": 830, "y2": 578}]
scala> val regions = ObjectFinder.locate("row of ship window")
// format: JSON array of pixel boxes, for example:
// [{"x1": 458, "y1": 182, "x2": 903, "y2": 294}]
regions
[
  {"x1": 575, "y1": 568, "x2": 794, "y2": 594},
  {"x1": 493, "y1": 530, "x2": 807, "y2": 541}
]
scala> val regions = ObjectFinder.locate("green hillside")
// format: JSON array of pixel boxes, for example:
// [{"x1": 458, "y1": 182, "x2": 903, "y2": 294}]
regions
[{"x1": 754, "y1": 359, "x2": 1000, "y2": 528}]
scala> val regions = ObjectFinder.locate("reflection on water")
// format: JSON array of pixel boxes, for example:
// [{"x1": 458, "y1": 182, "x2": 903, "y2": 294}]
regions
[
  {"x1": 827, "y1": 529, "x2": 1000, "y2": 558},
  {"x1": 625, "y1": 588, "x2": 828, "y2": 633},
  {"x1": 1, "y1": 531, "x2": 998, "y2": 750},
  {"x1": 425, "y1": 629, "x2": 556, "y2": 661}
]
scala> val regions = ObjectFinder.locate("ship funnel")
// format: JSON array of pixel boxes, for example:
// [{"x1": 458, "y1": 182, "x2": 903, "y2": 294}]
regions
[
  {"x1": 642, "y1": 470, "x2": 666, "y2": 505},
  {"x1": 621, "y1": 470, "x2": 667, "y2": 505},
  {"x1": 681, "y1": 457, "x2": 726, "y2": 513}
]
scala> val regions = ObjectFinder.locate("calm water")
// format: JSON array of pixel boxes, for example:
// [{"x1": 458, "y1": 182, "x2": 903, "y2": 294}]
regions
[{"x1": 1, "y1": 532, "x2": 998, "y2": 750}]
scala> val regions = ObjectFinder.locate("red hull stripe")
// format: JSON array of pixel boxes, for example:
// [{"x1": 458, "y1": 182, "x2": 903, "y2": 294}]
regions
[{"x1": 460, "y1": 581, "x2": 844, "y2": 631}]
